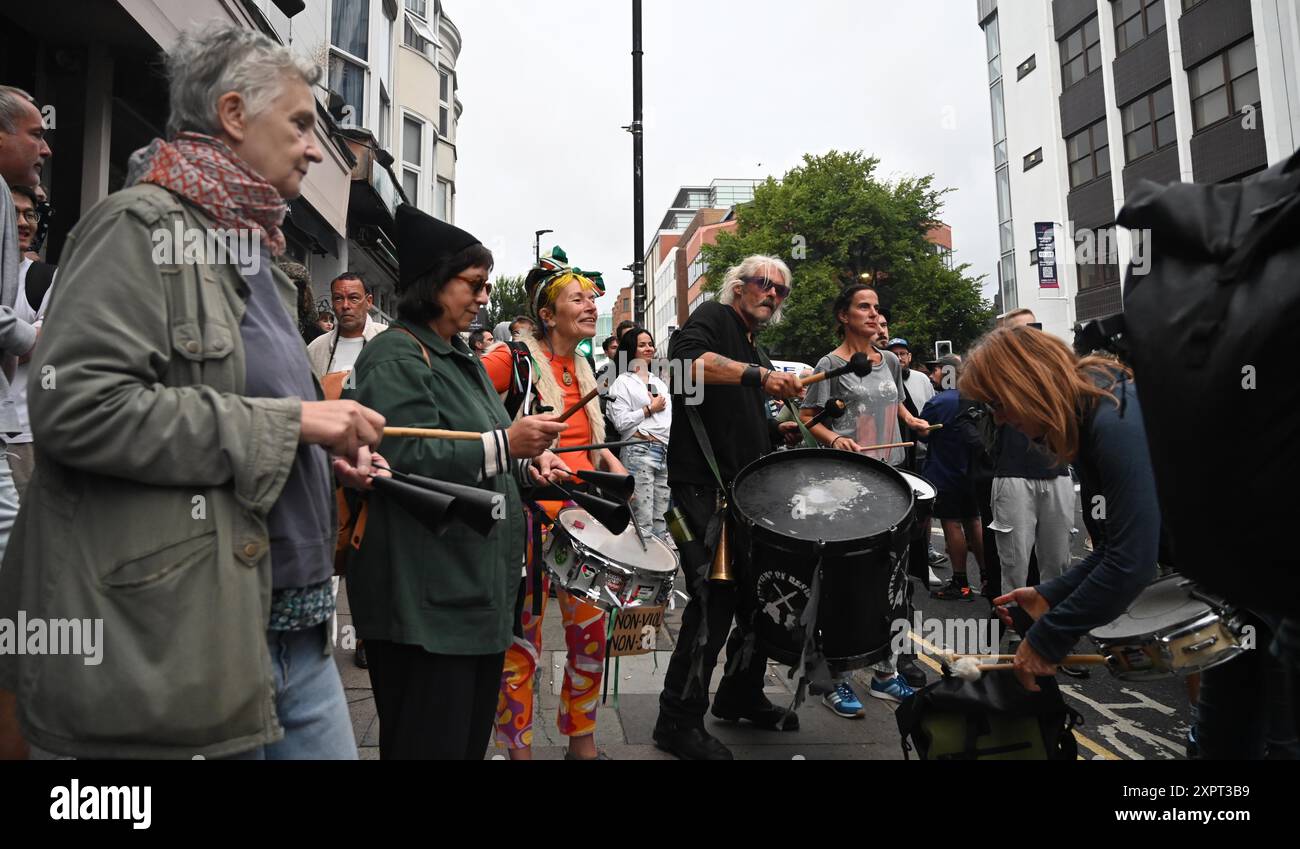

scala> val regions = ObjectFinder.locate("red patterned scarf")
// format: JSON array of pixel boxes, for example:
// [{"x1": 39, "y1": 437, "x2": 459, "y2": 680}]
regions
[{"x1": 127, "y1": 132, "x2": 288, "y2": 256}]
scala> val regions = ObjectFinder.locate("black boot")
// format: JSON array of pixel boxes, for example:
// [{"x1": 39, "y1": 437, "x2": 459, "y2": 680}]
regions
[
  {"x1": 710, "y1": 694, "x2": 799, "y2": 731},
  {"x1": 653, "y1": 719, "x2": 734, "y2": 760}
]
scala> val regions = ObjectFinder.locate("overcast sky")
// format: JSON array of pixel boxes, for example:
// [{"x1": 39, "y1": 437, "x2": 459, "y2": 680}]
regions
[{"x1": 447, "y1": 0, "x2": 998, "y2": 313}]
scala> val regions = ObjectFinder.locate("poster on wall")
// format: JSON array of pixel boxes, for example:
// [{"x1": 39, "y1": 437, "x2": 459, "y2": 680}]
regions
[{"x1": 1035, "y1": 222, "x2": 1059, "y2": 289}]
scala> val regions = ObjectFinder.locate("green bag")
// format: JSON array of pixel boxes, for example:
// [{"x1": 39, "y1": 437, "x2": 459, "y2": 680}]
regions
[{"x1": 896, "y1": 671, "x2": 1084, "y2": 761}]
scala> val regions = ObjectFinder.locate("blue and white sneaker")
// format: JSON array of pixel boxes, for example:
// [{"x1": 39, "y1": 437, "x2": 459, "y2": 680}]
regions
[
  {"x1": 822, "y1": 681, "x2": 865, "y2": 718},
  {"x1": 869, "y1": 674, "x2": 916, "y2": 703}
]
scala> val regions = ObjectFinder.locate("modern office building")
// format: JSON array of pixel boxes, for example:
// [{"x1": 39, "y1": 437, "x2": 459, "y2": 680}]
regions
[
  {"x1": 977, "y1": 0, "x2": 1300, "y2": 341},
  {"x1": 644, "y1": 179, "x2": 761, "y2": 349}
]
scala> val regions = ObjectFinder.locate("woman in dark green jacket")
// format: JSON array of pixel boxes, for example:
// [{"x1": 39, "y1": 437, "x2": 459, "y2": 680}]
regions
[{"x1": 346, "y1": 205, "x2": 570, "y2": 759}]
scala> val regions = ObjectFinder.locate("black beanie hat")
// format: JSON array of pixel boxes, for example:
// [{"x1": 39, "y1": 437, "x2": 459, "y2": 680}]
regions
[{"x1": 395, "y1": 204, "x2": 481, "y2": 290}]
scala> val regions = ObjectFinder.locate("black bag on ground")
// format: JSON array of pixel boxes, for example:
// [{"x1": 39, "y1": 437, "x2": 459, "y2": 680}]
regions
[
  {"x1": 896, "y1": 673, "x2": 1083, "y2": 760},
  {"x1": 1116, "y1": 149, "x2": 1300, "y2": 617}
]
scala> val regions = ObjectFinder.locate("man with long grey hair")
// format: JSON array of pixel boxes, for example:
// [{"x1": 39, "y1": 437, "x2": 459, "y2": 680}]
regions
[
  {"x1": 715, "y1": 254, "x2": 792, "y2": 327},
  {"x1": 652, "y1": 253, "x2": 805, "y2": 760},
  {"x1": 0, "y1": 24, "x2": 386, "y2": 761}
]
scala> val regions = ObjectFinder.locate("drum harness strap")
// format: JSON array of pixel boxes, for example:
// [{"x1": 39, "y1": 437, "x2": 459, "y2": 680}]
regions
[{"x1": 682, "y1": 405, "x2": 731, "y2": 700}]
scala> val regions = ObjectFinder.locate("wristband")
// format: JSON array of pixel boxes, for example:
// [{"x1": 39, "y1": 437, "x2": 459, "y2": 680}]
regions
[
  {"x1": 741, "y1": 365, "x2": 762, "y2": 388},
  {"x1": 761, "y1": 368, "x2": 775, "y2": 388}
]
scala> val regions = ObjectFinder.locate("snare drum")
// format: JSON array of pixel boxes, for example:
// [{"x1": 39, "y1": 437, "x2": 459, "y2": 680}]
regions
[
  {"x1": 1088, "y1": 575, "x2": 1246, "y2": 681},
  {"x1": 731, "y1": 447, "x2": 915, "y2": 674},
  {"x1": 544, "y1": 507, "x2": 679, "y2": 612}
]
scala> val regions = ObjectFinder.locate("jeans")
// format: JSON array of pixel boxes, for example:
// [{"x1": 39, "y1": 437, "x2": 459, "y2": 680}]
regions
[
  {"x1": 227, "y1": 624, "x2": 357, "y2": 760},
  {"x1": 622, "y1": 441, "x2": 670, "y2": 540},
  {"x1": 0, "y1": 456, "x2": 18, "y2": 573}
]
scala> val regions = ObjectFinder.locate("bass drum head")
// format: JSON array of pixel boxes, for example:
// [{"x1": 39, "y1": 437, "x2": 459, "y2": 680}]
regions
[
  {"x1": 731, "y1": 448, "x2": 913, "y2": 549},
  {"x1": 556, "y1": 507, "x2": 677, "y2": 574},
  {"x1": 1090, "y1": 575, "x2": 1212, "y2": 642}
]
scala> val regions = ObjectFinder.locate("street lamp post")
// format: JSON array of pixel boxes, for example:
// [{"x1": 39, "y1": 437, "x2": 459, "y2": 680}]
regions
[
  {"x1": 629, "y1": 0, "x2": 645, "y2": 325},
  {"x1": 534, "y1": 229, "x2": 553, "y2": 265}
]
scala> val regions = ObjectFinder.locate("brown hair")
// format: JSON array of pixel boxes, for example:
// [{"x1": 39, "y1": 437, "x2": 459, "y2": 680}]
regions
[{"x1": 958, "y1": 326, "x2": 1131, "y2": 463}]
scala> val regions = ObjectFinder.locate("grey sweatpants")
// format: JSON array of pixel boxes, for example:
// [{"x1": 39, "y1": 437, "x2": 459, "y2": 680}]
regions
[{"x1": 990, "y1": 475, "x2": 1075, "y2": 592}]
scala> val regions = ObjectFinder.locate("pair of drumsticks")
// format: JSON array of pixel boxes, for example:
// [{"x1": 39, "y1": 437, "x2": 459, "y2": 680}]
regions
[{"x1": 941, "y1": 652, "x2": 1108, "y2": 681}]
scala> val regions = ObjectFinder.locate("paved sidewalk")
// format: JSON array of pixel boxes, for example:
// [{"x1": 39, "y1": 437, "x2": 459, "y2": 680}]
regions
[{"x1": 335, "y1": 578, "x2": 909, "y2": 760}]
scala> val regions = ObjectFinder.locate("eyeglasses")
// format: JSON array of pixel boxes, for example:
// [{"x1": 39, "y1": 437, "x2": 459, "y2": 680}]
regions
[
  {"x1": 742, "y1": 275, "x2": 791, "y2": 298},
  {"x1": 455, "y1": 274, "x2": 492, "y2": 296},
  {"x1": 15, "y1": 209, "x2": 39, "y2": 224}
]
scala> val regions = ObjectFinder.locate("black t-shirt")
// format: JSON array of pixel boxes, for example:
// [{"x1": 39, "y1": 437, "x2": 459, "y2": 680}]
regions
[{"x1": 667, "y1": 300, "x2": 777, "y2": 488}]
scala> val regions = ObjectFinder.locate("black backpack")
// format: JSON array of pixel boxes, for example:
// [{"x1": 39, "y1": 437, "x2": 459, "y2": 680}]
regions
[
  {"x1": 896, "y1": 672, "x2": 1083, "y2": 761},
  {"x1": 1116, "y1": 148, "x2": 1300, "y2": 616}
]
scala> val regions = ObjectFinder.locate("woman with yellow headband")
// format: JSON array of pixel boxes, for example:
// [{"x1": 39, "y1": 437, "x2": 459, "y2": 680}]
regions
[{"x1": 482, "y1": 248, "x2": 628, "y2": 760}]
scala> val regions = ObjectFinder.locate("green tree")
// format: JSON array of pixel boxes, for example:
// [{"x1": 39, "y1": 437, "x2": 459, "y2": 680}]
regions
[
  {"x1": 701, "y1": 150, "x2": 993, "y2": 363},
  {"x1": 479, "y1": 274, "x2": 528, "y2": 331}
]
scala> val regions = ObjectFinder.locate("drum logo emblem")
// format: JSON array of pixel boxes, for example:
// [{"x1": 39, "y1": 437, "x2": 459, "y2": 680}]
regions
[{"x1": 756, "y1": 571, "x2": 810, "y2": 634}]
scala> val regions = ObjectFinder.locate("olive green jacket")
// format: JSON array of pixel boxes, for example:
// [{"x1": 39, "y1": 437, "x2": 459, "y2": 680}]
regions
[
  {"x1": 344, "y1": 321, "x2": 525, "y2": 656},
  {"x1": 0, "y1": 184, "x2": 310, "y2": 759}
]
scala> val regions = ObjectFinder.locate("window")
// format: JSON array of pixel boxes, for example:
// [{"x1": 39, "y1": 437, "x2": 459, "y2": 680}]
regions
[
  {"x1": 402, "y1": 116, "x2": 422, "y2": 166},
  {"x1": 402, "y1": 115, "x2": 423, "y2": 205},
  {"x1": 1121, "y1": 84, "x2": 1176, "y2": 162},
  {"x1": 378, "y1": 88, "x2": 391, "y2": 151},
  {"x1": 999, "y1": 254, "x2": 1018, "y2": 312},
  {"x1": 1060, "y1": 16, "x2": 1102, "y2": 88},
  {"x1": 405, "y1": 0, "x2": 428, "y2": 17},
  {"x1": 985, "y1": 14, "x2": 1001, "y2": 83},
  {"x1": 328, "y1": 54, "x2": 365, "y2": 127},
  {"x1": 1189, "y1": 38, "x2": 1260, "y2": 130},
  {"x1": 331, "y1": 0, "x2": 369, "y2": 60},
  {"x1": 1181, "y1": 0, "x2": 1205, "y2": 11},
  {"x1": 436, "y1": 179, "x2": 451, "y2": 221},
  {"x1": 1066, "y1": 120, "x2": 1112, "y2": 188},
  {"x1": 1024, "y1": 147, "x2": 1044, "y2": 170},
  {"x1": 996, "y1": 166, "x2": 1013, "y2": 253},
  {"x1": 1017, "y1": 54, "x2": 1036, "y2": 81},
  {"x1": 1076, "y1": 227, "x2": 1122, "y2": 290},
  {"x1": 404, "y1": 19, "x2": 434, "y2": 59},
  {"x1": 1114, "y1": 0, "x2": 1165, "y2": 54},
  {"x1": 437, "y1": 71, "x2": 454, "y2": 138}
]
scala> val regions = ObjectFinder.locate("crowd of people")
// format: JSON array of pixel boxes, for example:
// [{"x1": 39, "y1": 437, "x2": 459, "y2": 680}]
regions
[{"x1": 0, "y1": 22, "x2": 1294, "y2": 763}]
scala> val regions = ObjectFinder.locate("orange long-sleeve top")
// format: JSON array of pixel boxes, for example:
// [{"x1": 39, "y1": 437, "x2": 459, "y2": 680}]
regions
[{"x1": 482, "y1": 344, "x2": 594, "y2": 519}]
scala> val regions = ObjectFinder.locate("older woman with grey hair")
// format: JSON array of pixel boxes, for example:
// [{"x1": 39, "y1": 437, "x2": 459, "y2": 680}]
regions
[{"x1": 0, "y1": 23, "x2": 386, "y2": 760}]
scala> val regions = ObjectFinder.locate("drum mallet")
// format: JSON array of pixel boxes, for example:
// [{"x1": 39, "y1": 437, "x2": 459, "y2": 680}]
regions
[
  {"x1": 798, "y1": 352, "x2": 874, "y2": 387},
  {"x1": 556, "y1": 386, "x2": 602, "y2": 422},
  {"x1": 804, "y1": 398, "x2": 848, "y2": 431},
  {"x1": 941, "y1": 654, "x2": 1108, "y2": 681}
]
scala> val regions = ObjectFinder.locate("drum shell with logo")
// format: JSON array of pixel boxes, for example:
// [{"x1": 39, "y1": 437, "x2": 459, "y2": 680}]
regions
[
  {"x1": 731, "y1": 448, "x2": 915, "y2": 674},
  {"x1": 544, "y1": 507, "x2": 679, "y2": 613}
]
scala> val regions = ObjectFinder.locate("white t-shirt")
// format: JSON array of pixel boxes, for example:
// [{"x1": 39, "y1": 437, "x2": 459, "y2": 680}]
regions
[
  {"x1": 7, "y1": 259, "x2": 53, "y2": 445},
  {"x1": 903, "y1": 368, "x2": 935, "y2": 409},
  {"x1": 328, "y1": 335, "x2": 366, "y2": 374}
]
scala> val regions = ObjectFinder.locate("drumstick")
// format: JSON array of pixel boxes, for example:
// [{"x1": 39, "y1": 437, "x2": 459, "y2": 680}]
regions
[
  {"x1": 383, "y1": 427, "x2": 482, "y2": 441},
  {"x1": 557, "y1": 386, "x2": 601, "y2": 422},
  {"x1": 858, "y1": 441, "x2": 915, "y2": 452}
]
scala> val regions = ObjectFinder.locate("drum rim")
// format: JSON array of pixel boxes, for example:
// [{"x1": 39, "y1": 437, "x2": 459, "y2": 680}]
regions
[
  {"x1": 729, "y1": 447, "x2": 915, "y2": 554},
  {"x1": 898, "y1": 470, "x2": 938, "y2": 502},
  {"x1": 554, "y1": 506, "x2": 679, "y2": 574}
]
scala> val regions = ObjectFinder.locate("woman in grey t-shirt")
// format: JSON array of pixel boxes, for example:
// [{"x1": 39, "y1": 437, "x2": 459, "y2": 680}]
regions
[{"x1": 799, "y1": 284, "x2": 931, "y2": 712}]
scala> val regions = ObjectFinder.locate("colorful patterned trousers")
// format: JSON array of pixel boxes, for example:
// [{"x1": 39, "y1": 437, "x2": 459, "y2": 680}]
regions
[{"x1": 495, "y1": 518, "x2": 607, "y2": 749}]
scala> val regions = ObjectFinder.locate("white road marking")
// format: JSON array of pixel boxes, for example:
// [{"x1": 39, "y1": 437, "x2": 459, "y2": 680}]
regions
[{"x1": 1060, "y1": 685, "x2": 1186, "y2": 760}]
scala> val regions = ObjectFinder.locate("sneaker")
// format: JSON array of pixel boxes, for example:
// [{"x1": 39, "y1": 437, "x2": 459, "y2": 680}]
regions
[
  {"x1": 928, "y1": 547, "x2": 949, "y2": 567},
  {"x1": 927, "y1": 567, "x2": 944, "y2": 588},
  {"x1": 822, "y1": 681, "x2": 865, "y2": 718},
  {"x1": 869, "y1": 674, "x2": 916, "y2": 703},
  {"x1": 930, "y1": 579, "x2": 974, "y2": 602}
]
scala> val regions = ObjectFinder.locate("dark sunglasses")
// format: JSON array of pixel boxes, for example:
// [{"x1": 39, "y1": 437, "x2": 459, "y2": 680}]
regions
[
  {"x1": 455, "y1": 274, "x2": 493, "y2": 296},
  {"x1": 742, "y1": 275, "x2": 791, "y2": 298}
]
